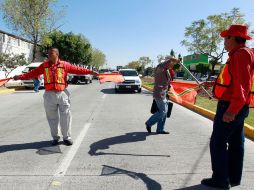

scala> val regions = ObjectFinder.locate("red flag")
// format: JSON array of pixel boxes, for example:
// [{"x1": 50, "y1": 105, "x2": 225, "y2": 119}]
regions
[
  {"x1": 0, "y1": 78, "x2": 12, "y2": 87},
  {"x1": 168, "y1": 81, "x2": 200, "y2": 104},
  {"x1": 98, "y1": 73, "x2": 125, "y2": 84}
]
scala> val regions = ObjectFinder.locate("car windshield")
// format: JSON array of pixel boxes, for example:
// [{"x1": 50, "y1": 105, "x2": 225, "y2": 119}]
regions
[
  {"x1": 120, "y1": 70, "x2": 138, "y2": 76},
  {"x1": 23, "y1": 67, "x2": 36, "y2": 73}
]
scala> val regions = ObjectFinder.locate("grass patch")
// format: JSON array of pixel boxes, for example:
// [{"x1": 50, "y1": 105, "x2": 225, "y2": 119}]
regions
[
  {"x1": 142, "y1": 81, "x2": 154, "y2": 89},
  {"x1": 196, "y1": 96, "x2": 254, "y2": 126}
]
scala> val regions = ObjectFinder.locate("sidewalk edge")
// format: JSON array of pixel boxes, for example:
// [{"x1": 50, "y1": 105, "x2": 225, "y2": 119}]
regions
[{"x1": 0, "y1": 88, "x2": 15, "y2": 93}]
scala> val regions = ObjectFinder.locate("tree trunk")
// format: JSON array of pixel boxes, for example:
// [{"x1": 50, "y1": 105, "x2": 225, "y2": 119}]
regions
[{"x1": 32, "y1": 44, "x2": 37, "y2": 62}]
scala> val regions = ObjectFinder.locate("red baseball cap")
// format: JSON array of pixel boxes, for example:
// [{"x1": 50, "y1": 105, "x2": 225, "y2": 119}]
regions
[{"x1": 220, "y1": 24, "x2": 252, "y2": 40}]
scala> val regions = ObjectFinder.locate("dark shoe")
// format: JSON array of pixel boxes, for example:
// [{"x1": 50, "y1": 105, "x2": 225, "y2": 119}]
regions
[
  {"x1": 145, "y1": 122, "x2": 151, "y2": 134},
  {"x1": 156, "y1": 131, "x2": 170, "y2": 134},
  {"x1": 201, "y1": 178, "x2": 230, "y2": 189},
  {"x1": 51, "y1": 139, "x2": 59, "y2": 146},
  {"x1": 63, "y1": 139, "x2": 73, "y2": 146}
]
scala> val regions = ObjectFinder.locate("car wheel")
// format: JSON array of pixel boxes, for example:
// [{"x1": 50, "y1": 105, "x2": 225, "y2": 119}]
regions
[
  {"x1": 90, "y1": 79, "x2": 92, "y2": 83},
  {"x1": 138, "y1": 88, "x2": 142, "y2": 93},
  {"x1": 115, "y1": 88, "x2": 118, "y2": 93}
]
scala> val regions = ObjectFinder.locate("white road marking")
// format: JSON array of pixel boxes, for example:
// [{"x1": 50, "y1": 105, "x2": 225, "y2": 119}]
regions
[{"x1": 54, "y1": 123, "x2": 91, "y2": 177}]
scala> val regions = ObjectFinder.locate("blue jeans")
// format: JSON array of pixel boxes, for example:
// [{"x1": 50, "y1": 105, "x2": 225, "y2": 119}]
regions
[
  {"x1": 33, "y1": 79, "x2": 40, "y2": 92},
  {"x1": 146, "y1": 98, "x2": 168, "y2": 132},
  {"x1": 210, "y1": 101, "x2": 249, "y2": 184}
]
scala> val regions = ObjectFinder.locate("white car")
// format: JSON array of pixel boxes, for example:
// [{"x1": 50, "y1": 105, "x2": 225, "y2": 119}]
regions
[
  {"x1": 5, "y1": 66, "x2": 27, "y2": 88},
  {"x1": 22, "y1": 62, "x2": 44, "y2": 88},
  {"x1": 115, "y1": 69, "x2": 142, "y2": 93}
]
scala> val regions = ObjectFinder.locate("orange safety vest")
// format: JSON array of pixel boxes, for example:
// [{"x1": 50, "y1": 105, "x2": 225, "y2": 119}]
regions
[
  {"x1": 213, "y1": 47, "x2": 254, "y2": 108},
  {"x1": 43, "y1": 60, "x2": 67, "y2": 91}
]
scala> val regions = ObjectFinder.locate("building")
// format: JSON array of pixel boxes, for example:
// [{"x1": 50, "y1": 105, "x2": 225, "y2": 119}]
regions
[{"x1": 0, "y1": 30, "x2": 43, "y2": 62}]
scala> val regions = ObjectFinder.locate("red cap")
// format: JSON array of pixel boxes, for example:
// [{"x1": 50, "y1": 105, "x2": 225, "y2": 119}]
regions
[{"x1": 220, "y1": 24, "x2": 252, "y2": 40}]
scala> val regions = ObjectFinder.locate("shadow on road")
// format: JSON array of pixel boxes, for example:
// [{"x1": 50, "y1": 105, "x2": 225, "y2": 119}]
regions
[
  {"x1": 88, "y1": 132, "x2": 170, "y2": 157},
  {"x1": 174, "y1": 184, "x2": 212, "y2": 190},
  {"x1": 101, "y1": 88, "x2": 136, "y2": 94},
  {"x1": 101, "y1": 165, "x2": 162, "y2": 190},
  {"x1": 0, "y1": 140, "x2": 62, "y2": 155}
]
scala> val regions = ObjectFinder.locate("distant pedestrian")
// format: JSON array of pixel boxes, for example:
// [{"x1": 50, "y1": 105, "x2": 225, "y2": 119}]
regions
[
  {"x1": 145, "y1": 56, "x2": 180, "y2": 134},
  {"x1": 201, "y1": 24, "x2": 254, "y2": 189},
  {"x1": 33, "y1": 77, "x2": 40, "y2": 92},
  {"x1": 14, "y1": 48, "x2": 98, "y2": 146}
]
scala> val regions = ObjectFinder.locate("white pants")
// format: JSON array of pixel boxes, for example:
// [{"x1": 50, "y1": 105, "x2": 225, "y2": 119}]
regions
[{"x1": 43, "y1": 89, "x2": 72, "y2": 140}]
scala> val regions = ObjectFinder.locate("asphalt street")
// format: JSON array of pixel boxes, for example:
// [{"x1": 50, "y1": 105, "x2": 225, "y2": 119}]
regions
[{"x1": 0, "y1": 81, "x2": 253, "y2": 190}]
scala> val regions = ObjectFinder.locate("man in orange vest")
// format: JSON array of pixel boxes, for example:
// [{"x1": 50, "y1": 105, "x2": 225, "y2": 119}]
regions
[
  {"x1": 14, "y1": 48, "x2": 98, "y2": 146},
  {"x1": 201, "y1": 25, "x2": 254, "y2": 189}
]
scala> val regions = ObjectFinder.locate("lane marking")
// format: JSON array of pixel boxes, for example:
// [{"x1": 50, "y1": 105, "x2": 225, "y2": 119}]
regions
[{"x1": 54, "y1": 123, "x2": 91, "y2": 177}]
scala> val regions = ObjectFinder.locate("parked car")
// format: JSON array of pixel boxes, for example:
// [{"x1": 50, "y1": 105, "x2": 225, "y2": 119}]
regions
[
  {"x1": 5, "y1": 66, "x2": 27, "y2": 88},
  {"x1": 22, "y1": 62, "x2": 44, "y2": 89},
  {"x1": 69, "y1": 74, "x2": 93, "y2": 84},
  {"x1": 115, "y1": 69, "x2": 142, "y2": 93}
]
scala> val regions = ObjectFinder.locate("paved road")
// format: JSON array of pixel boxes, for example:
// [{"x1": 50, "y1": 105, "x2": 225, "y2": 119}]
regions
[{"x1": 0, "y1": 81, "x2": 253, "y2": 190}]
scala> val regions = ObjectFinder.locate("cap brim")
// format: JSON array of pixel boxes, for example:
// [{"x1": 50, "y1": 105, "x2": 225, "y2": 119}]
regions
[
  {"x1": 220, "y1": 30, "x2": 229, "y2": 37},
  {"x1": 220, "y1": 30, "x2": 252, "y2": 40}
]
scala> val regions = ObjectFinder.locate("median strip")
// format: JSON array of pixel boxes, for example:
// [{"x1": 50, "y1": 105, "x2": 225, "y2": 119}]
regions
[{"x1": 142, "y1": 85, "x2": 254, "y2": 140}]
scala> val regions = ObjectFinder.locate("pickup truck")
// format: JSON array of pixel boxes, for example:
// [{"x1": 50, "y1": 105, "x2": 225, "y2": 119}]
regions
[{"x1": 68, "y1": 74, "x2": 93, "y2": 84}]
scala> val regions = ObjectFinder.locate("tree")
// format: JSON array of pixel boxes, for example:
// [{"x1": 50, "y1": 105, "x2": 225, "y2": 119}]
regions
[
  {"x1": 181, "y1": 8, "x2": 245, "y2": 75},
  {"x1": 170, "y1": 49, "x2": 175, "y2": 57},
  {"x1": 156, "y1": 55, "x2": 164, "y2": 64},
  {"x1": 91, "y1": 48, "x2": 106, "y2": 69},
  {"x1": 138, "y1": 56, "x2": 151, "y2": 74},
  {"x1": 40, "y1": 31, "x2": 92, "y2": 65},
  {"x1": 125, "y1": 61, "x2": 140, "y2": 70},
  {"x1": 1, "y1": 0, "x2": 64, "y2": 61},
  {"x1": 0, "y1": 53, "x2": 28, "y2": 77}
]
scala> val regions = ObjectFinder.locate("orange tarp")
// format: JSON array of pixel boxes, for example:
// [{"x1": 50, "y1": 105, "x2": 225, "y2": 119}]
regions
[
  {"x1": 0, "y1": 78, "x2": 12, "y2": 87},
  {"x1": 169, "y1": 81, "x2": 200, "y2": 104},
  {"x1": 98, "y1": 73, "x2": 125, "y2": 84}
]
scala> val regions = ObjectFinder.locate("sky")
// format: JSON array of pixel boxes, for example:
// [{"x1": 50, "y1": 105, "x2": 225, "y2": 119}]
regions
[{"x1": 0, "y1": 0, "x2": 254, "y2": 69}]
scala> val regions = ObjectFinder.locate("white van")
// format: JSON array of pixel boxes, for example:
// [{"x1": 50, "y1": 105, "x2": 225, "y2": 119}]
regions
[
  {"x1": 5, "y1": 66, "x2": 27, "y2": 88},
  {"x1": 22, "y1": 62, "x2": 44, "y2": 88},
  {"x1": 115, "y1": 69, "x2": 142, "y2": 93}
]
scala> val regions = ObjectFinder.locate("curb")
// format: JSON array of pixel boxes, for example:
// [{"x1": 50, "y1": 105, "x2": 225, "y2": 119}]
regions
[
  {"x1": 142, "y1": 85, "x2": 254, "y2": 140},
  {"x1": 0, "y1": 88, "x2": 15, "y2": 93}
]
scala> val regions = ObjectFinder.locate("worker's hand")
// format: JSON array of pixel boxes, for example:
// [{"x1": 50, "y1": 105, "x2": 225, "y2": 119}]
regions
[
  {"x1": 13, "y1": 75, "x2": 20, "y2": 80},
  {"x1": 165, "y1": 57, "x2": 181, "y2": 68},
  {"x1": 169, "y1": 57, "x2": 180, "y2": 64},
  {"x1": 222, "y1": 112, "x2": 235, "y2": 123}
]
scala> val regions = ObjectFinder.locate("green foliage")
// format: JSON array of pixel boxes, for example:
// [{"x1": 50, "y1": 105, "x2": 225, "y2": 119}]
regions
[
  {"x1": 1, "y1": 0, "x2": 64, "y2": 61},
  {"x1": 181, "y1": 8, "x2": 245, "y2": 66},
  {"x1": 0, "y1": 53, "x2": 28, "y2": 76},
  {"x1": 91, "y1": 48, "x2": 106, "y2": 69},
  {"x1": 40, "y1": 31, "x2": 92, "y2": 65},
  {"x1": 144, "y1": 67, "x2": 154, "y2": 76},
  {"x1": 170, "y1": 49, "x2": 175, "y2": 57},
  {"x1": 196, "y1": 63, "x2": 210, "y2": 74},
  {"x1": 125, "y1": 61, "x2": 140, "y2": 69},
  {"x1": 125, "y1": 56, "x2": 152, "y2": 74}
]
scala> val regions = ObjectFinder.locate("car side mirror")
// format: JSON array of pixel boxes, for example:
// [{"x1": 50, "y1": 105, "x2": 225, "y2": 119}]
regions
[{"x1": 139, "y1": 74, "x2": 142, "y2": 77}]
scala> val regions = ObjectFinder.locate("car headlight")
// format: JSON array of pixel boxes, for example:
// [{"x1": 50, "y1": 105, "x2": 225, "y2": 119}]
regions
[{"x1": 135, "y1": 80, "x2": 141, "y2": 84}]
